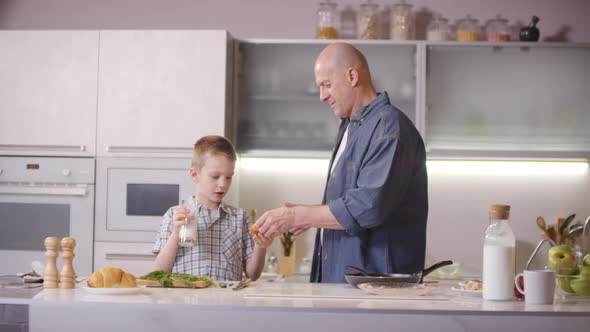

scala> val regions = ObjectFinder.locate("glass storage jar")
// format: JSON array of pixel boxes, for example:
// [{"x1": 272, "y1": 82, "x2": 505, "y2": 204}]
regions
[
  {"x1": 456, "y1": 15, "x2": 480, "y2": 41},
  {"x1": 317, "y1": 1, "x2": 339, "y2": 39},
  {"x1": 426, "y1": 14, "x2": 451, "y2": 41},
  {"x1": 357, "y1": 1, "x2": 380, "y2": 40},
  {"x1": 390, "y1": 0, "x2": 414, "y2": 40},
  {"x1": 486, "y1": 15, "x2": 511, "y2": 42}
]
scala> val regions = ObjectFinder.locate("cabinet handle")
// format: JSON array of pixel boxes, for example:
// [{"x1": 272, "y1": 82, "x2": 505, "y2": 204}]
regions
[
  {"x1": 0, "y1": 185, "x2": 87, "y2": 196},
  {"x1": 104, "y1": 253, "x2": 155, "y2": 261},
  {"x1": 105, "y1": 146, "x2": 192, "y2": 153},
  {"x1": 0, "y1": 144, "x2": 86, "y2": 152}
]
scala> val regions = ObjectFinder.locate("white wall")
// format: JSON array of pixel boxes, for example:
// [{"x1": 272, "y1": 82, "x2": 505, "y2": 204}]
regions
[{"x1": 1, "y1": 0, "x2": 589, "y2": 42}]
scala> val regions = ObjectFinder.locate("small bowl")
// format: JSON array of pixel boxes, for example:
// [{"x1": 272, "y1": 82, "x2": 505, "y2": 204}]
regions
[
  {"x1": 432, "y1": 263, "x2": 462, "y2": 279},
  {"x1": 555, "y1": 274, "x2": 590, "y2": 296}
]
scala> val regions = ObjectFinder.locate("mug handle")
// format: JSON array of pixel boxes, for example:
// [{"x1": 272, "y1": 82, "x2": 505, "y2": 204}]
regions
[{"x1": 514, "y1": 273, "x2": 525, "y2": 295}]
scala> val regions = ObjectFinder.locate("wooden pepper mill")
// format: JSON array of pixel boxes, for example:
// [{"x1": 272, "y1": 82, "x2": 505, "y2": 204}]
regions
[
  {"x1": 43, "y1": 237, "x2": 60, "y2": 288},
  {"x1": 59, "y1": 237, "x2": 76, "y2": 289}
]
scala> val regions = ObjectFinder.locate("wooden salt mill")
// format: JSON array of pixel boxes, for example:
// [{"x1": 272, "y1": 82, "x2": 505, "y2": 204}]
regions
[
  {"x1": 43, "y1": 237, "x2": 59, "y2": 288},
  {"x1": 59, "y1": 237, "x2": 76, "y2": 289}
]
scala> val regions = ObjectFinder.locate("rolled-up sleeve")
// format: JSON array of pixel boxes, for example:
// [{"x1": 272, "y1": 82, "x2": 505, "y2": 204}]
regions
[{"x1": 328, "y1": 128, "x2": 399, "y2": 235}]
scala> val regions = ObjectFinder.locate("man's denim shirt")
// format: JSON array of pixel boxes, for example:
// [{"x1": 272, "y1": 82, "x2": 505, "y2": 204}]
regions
[{"x1": 311, "y1": 92, "x2": 428, "y2": 283}]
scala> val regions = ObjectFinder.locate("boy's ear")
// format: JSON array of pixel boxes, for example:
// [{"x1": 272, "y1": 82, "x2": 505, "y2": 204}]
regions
[{"x1": 189, "y1": 167, "x2": 198, "y2": 181}]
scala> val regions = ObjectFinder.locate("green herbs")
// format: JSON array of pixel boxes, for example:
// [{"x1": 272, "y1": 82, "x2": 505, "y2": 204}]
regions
[{"x1": 139, "y1": 270, "x2": 214, "y2": 288}]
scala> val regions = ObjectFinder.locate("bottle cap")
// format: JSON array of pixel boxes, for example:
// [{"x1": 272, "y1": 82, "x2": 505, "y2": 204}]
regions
[{"x1": 489, "y1": 204, "x2": 510, "y2": 220}]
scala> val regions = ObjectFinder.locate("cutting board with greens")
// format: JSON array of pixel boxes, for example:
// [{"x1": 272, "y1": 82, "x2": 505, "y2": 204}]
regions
[{"x1": 137, "y1": 271, "x2": 214, "y2": 288}]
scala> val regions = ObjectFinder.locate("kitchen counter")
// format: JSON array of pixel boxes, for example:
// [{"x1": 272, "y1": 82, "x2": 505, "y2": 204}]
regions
[{"x1": 1, "y1": 282, "x2": 589, "y2": 331}]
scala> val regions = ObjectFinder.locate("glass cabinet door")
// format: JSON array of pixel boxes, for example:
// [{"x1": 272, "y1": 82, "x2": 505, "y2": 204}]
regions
[
  {"x1": 425, "y1": 45, "x2": 590, "y2": 158},
  {"x1": 235, "y1": 41, "x2": 417, "y2": 156}
]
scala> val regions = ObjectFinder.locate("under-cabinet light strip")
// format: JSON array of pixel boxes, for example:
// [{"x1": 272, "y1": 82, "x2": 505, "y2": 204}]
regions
[{"x1": 239, "y1": 157, "x2": 588, "y2": 175}]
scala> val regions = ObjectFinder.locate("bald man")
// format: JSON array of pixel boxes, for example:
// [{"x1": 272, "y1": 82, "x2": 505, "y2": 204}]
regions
[{"x1": 255, "y1": 43, "x2": 428, "y2": 283}]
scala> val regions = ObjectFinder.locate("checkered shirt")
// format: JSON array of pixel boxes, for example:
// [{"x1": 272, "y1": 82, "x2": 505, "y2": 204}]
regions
[{"x1": 152, "y1": 197, "x2": 254, "y2": 281}]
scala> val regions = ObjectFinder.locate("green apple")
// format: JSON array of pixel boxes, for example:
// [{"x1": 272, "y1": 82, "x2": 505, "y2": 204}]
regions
[
  {"x1": 579, "y1": 266, "x2": 590, "y2": 279},
  {"x1": 570, "y1": 278, "x2": 590, "y2": 296},
  {"x1": 557, "y1": 277, "x2": 575, "y2": 293},
  {"x1": 548, "y1": 245, "x2": 577, "y2": 275},
  {"x1": 583, "y1": 254, "x2": 590, "y2": 267}
]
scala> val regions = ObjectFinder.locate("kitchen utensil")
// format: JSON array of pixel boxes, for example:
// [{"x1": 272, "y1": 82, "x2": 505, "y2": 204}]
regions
[
  {"x1": 546, "y1": 225, "x2": 558, "y2": 244},
  {"x1": 344, "y1": 260, "x2": 453, "y2": 288},
  {"x1": 536, "y1": 217, "x2": 553, "y2": 241},
  {"x1": 583, "y1": 216, "x2": 590, "y2": 255},
  {"x1": 232, "y1": 278, "x2": 251, "y2": 291},
  {"x1": 519, "y1": 16, "x2": 540, "y2": 42},
  {"x1": 526, "y1": 238, "x2": 556, "y2": 270},
  {"x1": 559, "y1": 214, "x2": 576, "y2": 244}
]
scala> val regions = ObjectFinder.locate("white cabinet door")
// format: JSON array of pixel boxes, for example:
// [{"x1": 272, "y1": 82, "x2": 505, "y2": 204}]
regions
[
  {"x1": 0, "y1": 31, "x2": 99, "y2": 156},
  {"x1": 97, "y1": 30, "x2": 231, "y2": 157},
  {"x1": 94, "y1": 241, "x2": 155, "y2": 277}
]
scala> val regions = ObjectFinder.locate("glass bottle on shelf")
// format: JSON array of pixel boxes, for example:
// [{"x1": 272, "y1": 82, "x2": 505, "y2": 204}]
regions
[
  {"x1": 390, "y1": 0, "x2": 414, "y2": 40},
  {"x1": 456, "y1": 15, "x2": 480, "y2": 42},
  {"x1": 357, "y1": 1, "x2": 380, "y2": 40},
  {"x1": 317, "y1": 1, "x2": 339, "y2": 39},
  {"x1": 486, "y1": 15, "x2": 511, "y2": 42},
  {"x1": 426, "y1": 14, "x2": 452, "y2": 41},
  {"x1": 482, "y1": 204, "x2": 516, "y2": 301}
]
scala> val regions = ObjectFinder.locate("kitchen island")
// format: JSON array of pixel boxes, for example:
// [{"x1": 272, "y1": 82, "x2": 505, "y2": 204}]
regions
[{"x1": 1, "y1": 282, "x2": 589, "y2": 332}]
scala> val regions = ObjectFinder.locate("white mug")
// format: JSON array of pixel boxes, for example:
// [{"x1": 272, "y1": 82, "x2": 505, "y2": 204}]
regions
[{"x1": 514, "y1": 270, "x2": 556, "y2": 305}]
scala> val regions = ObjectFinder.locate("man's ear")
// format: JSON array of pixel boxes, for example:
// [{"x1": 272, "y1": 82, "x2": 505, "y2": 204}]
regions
[
  {"x1": 346, "y1": 67, "x2": 359, "y2": 87},
  {"x1": 189, "y1": 167, "x2": 198, "y2": 181}
]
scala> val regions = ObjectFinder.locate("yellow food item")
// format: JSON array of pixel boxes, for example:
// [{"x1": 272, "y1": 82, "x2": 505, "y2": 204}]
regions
[
  {"x1": 251, "y1": 223, "x2": 259, "y2": 236},
  {"x1": 88, "y1": 267, "x2": 137, "y2": 288},
  {"x1": 317, "y1": 27, "x2": 338, "y2": 39}
]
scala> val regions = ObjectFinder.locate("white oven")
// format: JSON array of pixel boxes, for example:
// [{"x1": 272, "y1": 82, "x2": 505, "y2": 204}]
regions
[
  {"x1": 0, "y1": 156, "x2": 94, "y2": 276},
  {"x1": 93, "y1": 157, "x2": 197, "y2": 274}
]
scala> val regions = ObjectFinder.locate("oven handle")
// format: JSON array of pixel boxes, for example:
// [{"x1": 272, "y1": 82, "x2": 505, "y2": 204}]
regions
[
  {"x1": 0, "y1": 144, "x2": 86, "y2": 152},
  {"x1": 0, "y1": 185, "x2": 88, "y2": 196},
  {"x1": 106, "y1": 146, "x2": 192, "y2": 153},
  {"x1": 104, "y1": 253, "x2": 155, "y2": 261}
]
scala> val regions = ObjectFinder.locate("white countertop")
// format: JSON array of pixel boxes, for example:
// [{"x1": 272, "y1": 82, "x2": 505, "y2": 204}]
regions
[{"x1": 2, "y1": 282, "x2": 590, "y2": 332}]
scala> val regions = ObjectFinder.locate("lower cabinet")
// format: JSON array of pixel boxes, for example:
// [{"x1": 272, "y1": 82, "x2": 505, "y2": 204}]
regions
[{"x1": 93, "y1": 242, "x2": 155, "y2": 276}]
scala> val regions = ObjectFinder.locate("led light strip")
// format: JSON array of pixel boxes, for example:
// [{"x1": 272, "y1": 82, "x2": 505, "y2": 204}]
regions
[{"x1": 238, "y1": 157, "x2": 588, "y2": 176}]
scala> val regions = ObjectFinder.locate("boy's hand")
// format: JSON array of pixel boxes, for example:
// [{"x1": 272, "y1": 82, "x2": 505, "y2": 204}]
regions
[
  {"x1": 252, "y1": 232, "x2": 273, "y2": 249},
  {"x1": 171, "y1": 205, "x2": 191, "y2": 235}
]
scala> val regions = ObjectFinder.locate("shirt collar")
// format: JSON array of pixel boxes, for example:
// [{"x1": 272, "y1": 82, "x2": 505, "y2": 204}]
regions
[
  {"x1": 349, "y1": 92, "x2": 389, "y2": 124},
  {"x1": 194, "y1": 198, "x2": 229, "y2": 215}
]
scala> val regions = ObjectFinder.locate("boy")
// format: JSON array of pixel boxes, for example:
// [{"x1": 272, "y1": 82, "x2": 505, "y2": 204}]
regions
[{"x1": 152, "y1": 135, "x2": 271, "y2": 281}]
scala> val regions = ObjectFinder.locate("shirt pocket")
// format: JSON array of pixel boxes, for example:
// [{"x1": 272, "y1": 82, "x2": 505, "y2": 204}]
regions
[{"x1": 222, "y1": 227, "x2": 241, "y2": 269}]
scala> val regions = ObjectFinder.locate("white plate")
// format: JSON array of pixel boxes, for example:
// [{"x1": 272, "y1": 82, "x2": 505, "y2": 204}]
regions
[
  {"x1": 358, "y1": 283, "x2": 437, "y2": 297},
  {"x1": 80, "y1": 281, "x2": 145, "y2": 295},
  {"x1": 451, "y1": 286, "x2": 482, "y2": 297}
]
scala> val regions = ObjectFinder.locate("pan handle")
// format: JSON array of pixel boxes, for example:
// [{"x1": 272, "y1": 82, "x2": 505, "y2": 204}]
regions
[
  {"x1": 345, "y1": 265, "x2": 371, "y2": 276},
  {"x1": 419, "y1": 260, "x2": 454, "y2": 283}
]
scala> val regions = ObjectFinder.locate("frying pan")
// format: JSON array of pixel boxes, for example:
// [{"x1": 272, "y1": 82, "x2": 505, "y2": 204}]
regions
[{"x1": 345, "y1": 260, "x2": 453, "y2": 288}]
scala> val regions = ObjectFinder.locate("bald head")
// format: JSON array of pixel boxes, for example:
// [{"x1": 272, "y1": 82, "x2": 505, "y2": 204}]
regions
[{"x1": 315, "y1": 43, "x2": 370, "y2": 76}]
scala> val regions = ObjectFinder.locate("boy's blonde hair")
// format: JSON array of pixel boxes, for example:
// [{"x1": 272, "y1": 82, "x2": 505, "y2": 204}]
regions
[{"x1": 192, "y1": 135, "x2": 237, "y2": 169}]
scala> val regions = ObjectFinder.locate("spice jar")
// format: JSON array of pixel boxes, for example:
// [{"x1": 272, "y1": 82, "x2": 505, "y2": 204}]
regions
[
  {"x1": 486, "y1": 15, "x2": 511, "y2": 42},
  {"x1": 426, "y1": 14, "x2": 452, "y2": 41},
  {"x1": 316, "y1": 1, "x2": 339, "y2": 39},
  {"x1": 456, "y1": 15, "x2": 480, "y2": 41},
  {"x1": 390, "y1": 0, "x2": 414, "y2": 40},
  {"x1": 357, "y1": 1, "x2": 380, "y2": 40}
]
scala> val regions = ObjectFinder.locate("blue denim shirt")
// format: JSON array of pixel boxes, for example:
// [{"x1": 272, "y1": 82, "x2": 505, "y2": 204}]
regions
[{"x1": 310, "y1": 92, "x2": 428, "y2": 283}]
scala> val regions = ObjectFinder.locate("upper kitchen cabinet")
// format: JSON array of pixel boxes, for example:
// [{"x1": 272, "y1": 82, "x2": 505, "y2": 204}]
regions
[
  {"x1": 96, "y1": 30, "x2": 233, "y2": 157},
  {"x1": 0, "y1": 31, "x2": 99, "y2": 157},
  {"x1": 425, "y1": 43, "x2": 590, "y2": 159},
  {"x1": 235, "y1": 40, "x2": 418, "y2": 157}
]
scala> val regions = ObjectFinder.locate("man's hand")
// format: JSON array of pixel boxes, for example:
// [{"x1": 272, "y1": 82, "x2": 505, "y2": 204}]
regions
[
  {"x1": 255, "y1": 206, "x2": 295, "y2": 239},
  {"x1": 283, "y1": 202, "x2": 311, "y2": 235}
]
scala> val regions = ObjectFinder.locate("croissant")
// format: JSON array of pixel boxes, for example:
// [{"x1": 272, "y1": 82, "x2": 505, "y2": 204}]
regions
[{"x1": 87, "y1": 267, "x2": 137, "y2": 288}]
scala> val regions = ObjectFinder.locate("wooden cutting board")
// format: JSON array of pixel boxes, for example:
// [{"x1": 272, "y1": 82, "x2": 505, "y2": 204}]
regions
[{"x1": 136, "y1": 279, "x2": 210, "y2": 288}]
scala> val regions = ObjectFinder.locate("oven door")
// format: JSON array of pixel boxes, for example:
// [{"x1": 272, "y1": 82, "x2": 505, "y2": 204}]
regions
[
  {"x1": 0, "y1": 184, "x2": 94, "y2": 276},
  {"x1": 95, "y1": 157, "x2": 195, "y2": 243}
]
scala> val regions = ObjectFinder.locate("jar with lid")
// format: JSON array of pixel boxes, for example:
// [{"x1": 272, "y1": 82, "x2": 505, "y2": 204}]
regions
[
  {"x1": 390, "y1": 0, "x2": 414, "y2": 40},
  {"x1": 317, "y1": 1, "x2": 339, "y2": 39},
  {"x1": 456, "y1": 15, "x2": 480, "y2": 41},
  {"x1": 357, "y1": 1, "x2": 380, "y2": 40},
  {"x1": 486, "y1": 15, "x2": 511, "y2": 42},
  {"x1": 482, "y1": 204, "x2": 516, "y2": 301},
  {"x1": 426, "y1": 14, "x2": 451, "y2": 41}
]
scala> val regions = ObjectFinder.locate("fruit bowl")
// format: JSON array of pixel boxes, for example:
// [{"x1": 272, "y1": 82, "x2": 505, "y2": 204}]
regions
[{"x1": 555, "y1": 273, "x2": 590, "y2": 296}]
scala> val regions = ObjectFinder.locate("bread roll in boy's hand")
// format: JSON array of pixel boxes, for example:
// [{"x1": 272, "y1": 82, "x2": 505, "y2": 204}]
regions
[{"x1": 88, "y1": 267, "x2": 137, "y2": 288}]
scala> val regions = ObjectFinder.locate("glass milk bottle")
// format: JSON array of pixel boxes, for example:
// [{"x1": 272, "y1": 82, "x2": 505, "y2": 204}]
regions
[
  {"x1": 178, "y1": 199, "x2": 197, "y2": 247},
  {"x1": 483, "y1": 204, "x2": 515, "y2": 300}
]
